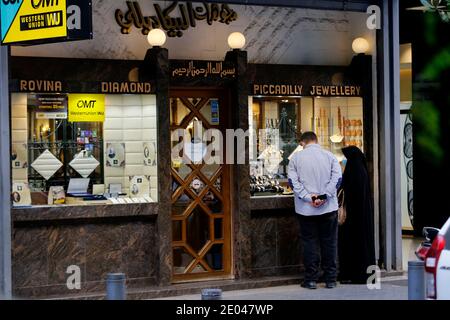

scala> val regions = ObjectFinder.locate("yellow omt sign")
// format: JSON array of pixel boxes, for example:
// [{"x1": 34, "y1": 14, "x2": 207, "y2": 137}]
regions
[
  {"x1": 2, "y1": 0, "x2": 67, "y2": 44},
  {"x1": 68, "y1": 94, "x2": 105, "y2": 122}
]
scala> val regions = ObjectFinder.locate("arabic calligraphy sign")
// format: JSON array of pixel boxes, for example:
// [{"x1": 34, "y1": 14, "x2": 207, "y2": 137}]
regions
[
  {"x1": 115, "y1": 1, "x2": 238, "y2": 37},
  {"x1": 171, "y1": 60, "x2": 236, "y2": 79}
]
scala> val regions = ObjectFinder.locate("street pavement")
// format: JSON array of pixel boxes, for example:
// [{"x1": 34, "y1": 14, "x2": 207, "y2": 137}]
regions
[{"x1": 153, "y1": 276, "x2": 408, "y2": 300}]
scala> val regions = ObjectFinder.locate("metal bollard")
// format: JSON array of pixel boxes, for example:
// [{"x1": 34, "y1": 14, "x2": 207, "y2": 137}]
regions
[
  {"x1": 201, "y1": 288, "x2": 222, "y2": 300},
  {"x1": 408, "y1": 260, "x2": 425, "y2": 300},
  {"x1": 106, "y1": 273, "x2": 127, "y2": 300}
]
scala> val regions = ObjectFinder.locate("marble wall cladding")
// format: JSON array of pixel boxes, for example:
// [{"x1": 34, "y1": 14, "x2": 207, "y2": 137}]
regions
[
  {"x1": 249, "y1": 210, "x2": 303, "y2": 277},
  {"x1": 84, "y1": 223, "x2": 124, "y2": 282},
  {"x1": 12, "y1": 218, "x2": 157, "y2": 298},
  {"x1": 277, "y1": 215, "x2": 302, "y2": 267},
  {"x1": 47, "y1": 225, "x2": 86, "y2": 286},
  {"x1": 250, "y1": 218, "x2": 277, "y2": 269},
  {"x1": 12, "y1": 227, "x2": 49, "y2": 288},
  {"x1": 13, "y1": 203, "x2": 159, "y2": 222}
]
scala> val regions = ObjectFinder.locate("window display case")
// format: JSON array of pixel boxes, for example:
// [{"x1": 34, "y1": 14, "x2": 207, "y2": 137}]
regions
[
  {"x1": 10, "y1": 92, "x2": 159, "y2": 207},
  {"x1": 313, "y1": 97, "x2": 364, "y2": 158},
  {"x1": 249, "y1": 96, "x2": 364, "y2": 197}
]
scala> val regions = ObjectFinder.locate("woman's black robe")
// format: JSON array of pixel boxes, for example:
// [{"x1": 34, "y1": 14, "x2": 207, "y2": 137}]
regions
[{"x1": 338, "y1": 146, "x2": 376, "y2": 283}]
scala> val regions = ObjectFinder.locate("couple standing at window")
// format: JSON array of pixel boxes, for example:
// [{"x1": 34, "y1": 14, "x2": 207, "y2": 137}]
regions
[{"x1": 287, "y1": 131, "x2": 375, "y2": 289}]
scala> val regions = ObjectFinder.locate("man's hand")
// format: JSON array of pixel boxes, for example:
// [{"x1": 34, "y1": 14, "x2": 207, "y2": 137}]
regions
[
  {"x1": 310, "y1": 194, "x2": 320, "y2": 207},
  {"x1": 314, "y1": 199, "x2": 327, "y2": 207},
  {"x1": 310, "y1": 194, "x2": 327, "y2": 208}
]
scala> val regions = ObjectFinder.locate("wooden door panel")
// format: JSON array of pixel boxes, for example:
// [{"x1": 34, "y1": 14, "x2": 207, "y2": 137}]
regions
[{"x1": 170, "y1": 89, "x2": 231, "y2": 282}]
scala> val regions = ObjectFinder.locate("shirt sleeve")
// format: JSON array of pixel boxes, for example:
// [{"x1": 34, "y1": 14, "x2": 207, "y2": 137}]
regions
[
  {"x1": 288, "y1": 155, "x2": 312, "y2": 203},
  {"x1": 324, "y1": 154, "x2": 342, "y2": 198}
]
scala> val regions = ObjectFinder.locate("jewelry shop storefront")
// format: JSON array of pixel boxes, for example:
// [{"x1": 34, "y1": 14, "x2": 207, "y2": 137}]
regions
[{"x1": 7, "y1": 1, "x2": 386, "y2": 298}]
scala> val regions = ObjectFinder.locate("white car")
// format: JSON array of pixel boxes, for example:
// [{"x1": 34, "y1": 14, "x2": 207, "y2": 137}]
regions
[{"x1": 425, "y1": 217, "x2": 450, "y2": 300}]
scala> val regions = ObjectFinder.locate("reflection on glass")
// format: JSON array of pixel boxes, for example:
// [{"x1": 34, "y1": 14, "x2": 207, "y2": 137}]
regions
[
  {"x1": 173, "y1": 220, "x2": 182, "y2": 241},
  {"x1": 173, "y1": 162, "x2": 192, "y2": 180},
  {"x1": 186, "y1": 207, "x2": 210, "y2": 251},
  {"x1": 200, "y1": 98, "x2": 220, "y2": 125},
  {"x1": 205, "y1": 244, "x2": 223, "y2": 271},
  {"x1": 170, "y1": 98, "x2": 191, "y2": 126},
  {"x1": 214, "y1": 218, "x2": 223, "y2": 239},
  {"x1": 173, "y1": 247, "x2": 194, "y2": 274},
  {"x1": 187, "y1": 97, "x2": 202, "y2": 107},
  {"x1": 191, "y1": 263, "x2": 207, "y2": 273},
  {"x1": 201, "y1": 164, "x2": 220, "y2": 179},
  {"x1": 172, "y1": 179, "x2": 181, "y2": 192},
  {"x1": 203, "y1": 191, "x2": 222, "y2": 214},
  {"x1": 184, "y1": 118, "x2": 207, "y2": 165},
  {"x1": 189, "y1": 176, "x2": 206, "y2": 195},
  {"x1": 213, "y1": 176, "x2": 222, "y2": 192},
  {"x1": 173, "y1": 191, "x2": 193, "y2": 215}
]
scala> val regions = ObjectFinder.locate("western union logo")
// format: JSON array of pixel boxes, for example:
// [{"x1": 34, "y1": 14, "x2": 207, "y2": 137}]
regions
[
  {"x1": 20, "y1": 11, "x2": 64, "y2": 31},
  {"x1": 1, "y1": 0, "x2": 67, "y2": 44}
]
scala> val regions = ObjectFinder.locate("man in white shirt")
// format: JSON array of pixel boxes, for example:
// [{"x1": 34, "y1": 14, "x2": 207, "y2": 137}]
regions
[{"x1": 288, "y1": 131, "x2": 342, "y2": 289}]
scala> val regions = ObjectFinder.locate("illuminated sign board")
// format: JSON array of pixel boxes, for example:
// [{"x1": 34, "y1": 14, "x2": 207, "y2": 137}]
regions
[
  {"x1": 68, "y1": 94, "x2": 105, "y2": 122},
  {"x1": 1, "y1": 0, "x2": 92, "y2": 45}
]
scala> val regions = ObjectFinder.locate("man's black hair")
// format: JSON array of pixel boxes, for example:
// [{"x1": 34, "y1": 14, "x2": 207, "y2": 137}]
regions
[{"x1": 299, "y1": 131, "x2": 318, "y2": 143}]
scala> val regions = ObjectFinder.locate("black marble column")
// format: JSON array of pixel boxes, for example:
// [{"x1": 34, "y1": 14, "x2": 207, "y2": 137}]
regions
[
  {"x1": 141, "y1": 48, "x2": 172, "y2": 286},
  {"x1": 225, "y1": 50, "x2": 251, "y2": 278},
  {"x1": 0, "y1": 46, "x2": 11, "y2": 298},
  {"x1": 349, "y1": 54, "x2": 374, "y2": 195}
]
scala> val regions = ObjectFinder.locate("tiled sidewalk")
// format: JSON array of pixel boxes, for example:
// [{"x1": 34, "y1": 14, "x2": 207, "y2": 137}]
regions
[{"x1": 153, "y1": 276, "x2": 408, "y2": 300}]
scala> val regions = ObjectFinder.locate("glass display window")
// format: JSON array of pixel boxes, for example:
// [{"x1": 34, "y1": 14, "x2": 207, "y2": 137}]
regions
[
  {"x1": 313, "y1": 97, "x2": 364, "y2": 161},
  {"x1": 10, "y1": 92, "x2": 158, "y2": 207},
  {"x1": 249, "y1": 95, "x2": 363, "y2": 197}
]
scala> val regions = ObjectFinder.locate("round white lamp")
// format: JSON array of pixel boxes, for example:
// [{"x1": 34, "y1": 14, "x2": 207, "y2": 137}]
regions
[
  {"x1": 147, "y1": 29, "x2": 166, "y2": 47},
  {"x1": 352, "y1": 37, "x2": 369, "y2": 54},
  {"x1": 227, "y1": 32, "x2": 246, "y2": 50}
]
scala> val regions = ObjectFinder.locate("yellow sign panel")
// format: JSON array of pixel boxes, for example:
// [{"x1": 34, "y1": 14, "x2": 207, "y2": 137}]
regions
[
  {"x1": 68, "y1": 94, "x2": 105, "y2": 122},
  {"x1": 2, "y1": 0, "x2": 67, "y2": 44}
]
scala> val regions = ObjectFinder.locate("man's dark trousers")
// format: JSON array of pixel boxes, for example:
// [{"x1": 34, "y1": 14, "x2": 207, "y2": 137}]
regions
[{"x1": 297, "y1": 211, "x2": 338, "y2": 283}]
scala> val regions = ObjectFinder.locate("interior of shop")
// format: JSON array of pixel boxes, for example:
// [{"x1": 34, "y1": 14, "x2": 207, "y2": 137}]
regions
[
  {"x1": 10, "y1": 92, "x2": 159, "y2": 207},
  {"x1": 248, "y1": 95, "x2": 363, "y2": 197}
]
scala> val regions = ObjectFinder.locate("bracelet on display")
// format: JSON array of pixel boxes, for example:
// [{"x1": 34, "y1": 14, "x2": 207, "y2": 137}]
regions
[{"x1": 250, "y1": 174, "x2": 285, "y2": 196}]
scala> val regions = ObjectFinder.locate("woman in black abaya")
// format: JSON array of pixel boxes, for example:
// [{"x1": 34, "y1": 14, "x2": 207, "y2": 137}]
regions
[{"x1": 338, "y1": 146, "x2": 376, "y2": 284}]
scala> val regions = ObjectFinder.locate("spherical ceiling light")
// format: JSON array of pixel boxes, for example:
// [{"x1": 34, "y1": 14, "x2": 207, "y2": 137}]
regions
[
  {"x1": 147, "y1": 29, "x2": 166, "y2": 47},
  {"x1": 352, "y1": 37, "x2": 370, "y2": 54},
  {"x1": 227, "y1": 32, "x2": 246, "y2": 50}
]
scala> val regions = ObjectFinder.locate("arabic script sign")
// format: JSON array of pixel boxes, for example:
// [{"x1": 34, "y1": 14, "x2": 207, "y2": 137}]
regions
[
  {"x1": 115, "y1": 1, "x2": 238, "y2": 37},
  {"x1": 171, "y1": 60, "x2": 236, "y2": 79}
]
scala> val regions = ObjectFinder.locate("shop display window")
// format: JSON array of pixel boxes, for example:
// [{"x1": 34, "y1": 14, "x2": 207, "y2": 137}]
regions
[
  {"x1": 249, "y1": 96, "x2": 363, "y2": 197},
  {"x1": 10, "y1": 93, "x2": 158, "y2": 207}
]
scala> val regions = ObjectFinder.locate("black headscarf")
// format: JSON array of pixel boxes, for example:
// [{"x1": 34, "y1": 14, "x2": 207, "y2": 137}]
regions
[{"x1": 338, "y1": 146, "x2": 376, "y2": 283}]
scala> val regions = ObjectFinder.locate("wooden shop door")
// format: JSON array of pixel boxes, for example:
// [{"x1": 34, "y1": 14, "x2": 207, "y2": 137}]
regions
[{"x1": 170, "y1": 89, "x2": 232, "y2": 282}]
